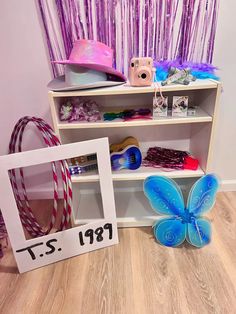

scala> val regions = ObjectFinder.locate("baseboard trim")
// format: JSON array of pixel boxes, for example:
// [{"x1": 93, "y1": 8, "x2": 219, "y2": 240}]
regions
[
  {"x1": 220, "y1": 180, "x2": 236, "y2": 192},
  {"x1": 26, "y1": 179, "x2": 236, "y2": 199}
]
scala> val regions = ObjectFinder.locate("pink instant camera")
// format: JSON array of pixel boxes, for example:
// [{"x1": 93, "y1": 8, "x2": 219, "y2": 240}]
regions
[{"x1": 129, "y1": 57, "x2": 154, "y2": 86}]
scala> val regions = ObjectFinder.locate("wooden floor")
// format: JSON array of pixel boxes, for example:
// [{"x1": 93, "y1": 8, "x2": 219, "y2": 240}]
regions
[{"x1": 0, "y1": 191, "x2": 236, "y2": 314}]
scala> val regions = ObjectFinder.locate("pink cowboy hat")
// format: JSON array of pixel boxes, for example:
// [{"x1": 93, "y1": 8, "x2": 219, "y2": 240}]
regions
[{"x1": 53, "y1": 39, "x2": 126, "y2": 81}]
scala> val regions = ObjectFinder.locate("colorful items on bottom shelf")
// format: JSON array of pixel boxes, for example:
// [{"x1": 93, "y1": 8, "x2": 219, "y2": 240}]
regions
[
  {"x1": 144, "y1": 174, "x2": 219, "y2": 247},
  {"x1": 70, "y1": 154, "x2": 97, "y2": 165},
  {"x1": 68, "y1": 153, "x2": 98, "y2": 175},
  {"x1": 142, "y1": 146, "x2": 199, "y2": 170},
  {"x1": 68, "y1": 139, "x2": 199, "y2": 175},
  {"x1": 110, "y1": 137, "x2": 142, "y2": 171},
  {"x1": 69, "y1": 163, "x2": 98, "y2": 175},
  {"x1": 68, "y1": 137, "x2": 142, "y2": 174}
]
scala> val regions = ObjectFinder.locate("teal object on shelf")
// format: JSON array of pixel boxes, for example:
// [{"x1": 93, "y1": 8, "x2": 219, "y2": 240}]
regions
[{"x1": 143, "y1": 174, "x2": 219, "y2": 248}]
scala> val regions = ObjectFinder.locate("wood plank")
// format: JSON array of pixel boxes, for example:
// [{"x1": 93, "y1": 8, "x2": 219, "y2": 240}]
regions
[{"x1": 1, "y1": 192, "x2": 236, "y2": 313}]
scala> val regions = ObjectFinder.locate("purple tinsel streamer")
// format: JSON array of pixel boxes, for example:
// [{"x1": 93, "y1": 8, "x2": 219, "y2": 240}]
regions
[
  {"x1": 38, "y1": 0, "x2": 219, "y2": 77},
  {"x1": 38, "y1": 0, "x2": 58, "y2": 77}
]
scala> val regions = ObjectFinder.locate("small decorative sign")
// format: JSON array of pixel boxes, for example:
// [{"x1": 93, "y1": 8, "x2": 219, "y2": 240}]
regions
[
  {"x1": 0, "y1": 138, "x2": 118, "y2": 273},
  {"x1": 172, "y1": 96, "x2": 189, "y2": 117},
  {"x1": 153, "y1": 96, "x2": 168, "y2": 117}
]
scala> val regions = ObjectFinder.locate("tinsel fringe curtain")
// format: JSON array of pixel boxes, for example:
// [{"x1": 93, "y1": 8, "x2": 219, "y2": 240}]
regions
[{"x1": 38, "y1": 0, "x2": 219, "y2": 77}]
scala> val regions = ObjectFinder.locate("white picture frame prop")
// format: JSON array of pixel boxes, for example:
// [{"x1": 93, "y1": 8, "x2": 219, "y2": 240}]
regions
[{"x1": 0, "y1": 138, "x2": 118, "y2": 273}]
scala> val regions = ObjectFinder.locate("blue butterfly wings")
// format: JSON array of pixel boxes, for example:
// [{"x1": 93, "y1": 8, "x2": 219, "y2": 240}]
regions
[{"x1": 144, "y1": 174, "x2": 219, "y2": 248}]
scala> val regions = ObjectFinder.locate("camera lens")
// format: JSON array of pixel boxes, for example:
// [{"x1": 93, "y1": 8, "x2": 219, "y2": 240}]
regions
[
  {"x1": 131, "y1": 63, "x2": 134, "y2": 67},
  {"x1": 141, "y1": 73, "x2": 147, "y2": 79}
]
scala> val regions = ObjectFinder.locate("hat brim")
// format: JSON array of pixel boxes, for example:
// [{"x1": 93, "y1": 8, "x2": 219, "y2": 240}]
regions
[
  {"x1": 53, "y1": 61, "x2": 126, "y2": 81},
  {"x1": 47, "y1": 75, "x2": 125, "y2": 92}
]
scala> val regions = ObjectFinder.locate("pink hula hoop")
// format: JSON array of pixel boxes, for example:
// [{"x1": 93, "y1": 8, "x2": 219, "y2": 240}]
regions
[{"x1": 8, "y1": 116, "x2": 72, "y2": 237}]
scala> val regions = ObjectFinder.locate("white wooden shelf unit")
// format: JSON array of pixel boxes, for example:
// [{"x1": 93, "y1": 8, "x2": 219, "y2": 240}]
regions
[{"x1": 49, "y1": 79, "x2": 221, "y2": 227}]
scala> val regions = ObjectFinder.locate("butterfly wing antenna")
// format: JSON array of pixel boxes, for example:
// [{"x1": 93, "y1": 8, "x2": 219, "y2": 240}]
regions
[
  {"x1": 154, "y1": 217, "x2": 187, "y2": 247},
  {"x1": 187, "y1": 174, "x2": 219, "y2": 216},
  {"x1": 144, "y1": 176, "x2": 185, "y2": 216},
  {"x1": 186, "y1": 217, "x2": 211, "y2": 247}
]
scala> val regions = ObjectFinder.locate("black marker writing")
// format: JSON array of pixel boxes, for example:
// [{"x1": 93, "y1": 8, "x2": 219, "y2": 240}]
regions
[
  {"x1": 85, "y1": 229, "x2": 94, "y2": 244},
  {"x1": 104, "y1": 223, "x2": 113, "y2": 239},
  {"x1": 16, "y1": 242, "x2": 44, "y2": 260},
  {"x1": 16, "y1": 239, "x2": 60, "y2": 261},
  {"x1": 78, "y1": 223, "x2": 113, "y2": 246},
  {"x1": 45, "y1": 239, "x2": 58, "y2": 255},
  {"x1": 94, "y1": 227, "x2": 103, "y2": 242},
  {"x1": 78, "y1": 232, "x2": 85, "y2": 246}
]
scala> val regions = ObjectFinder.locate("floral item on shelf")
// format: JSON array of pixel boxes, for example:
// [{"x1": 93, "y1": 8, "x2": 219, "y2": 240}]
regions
[
  {"x1": 59, "y1": 98, "x2": 101, "y2": 122},
  {"x1": 59, "y1": 101, "x2": 74, "y2": 120}
]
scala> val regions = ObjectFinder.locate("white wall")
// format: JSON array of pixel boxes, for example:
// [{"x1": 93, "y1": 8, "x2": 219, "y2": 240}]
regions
[
  {"x1": 211, "y1": 0, "x2": 236, "y2": 189},
  {"x1": 0, "y1": 0, "x2": 236, "y2": 191},
  {"x1": 0, "y1": 0, "x2": 52, "y2": 155}
]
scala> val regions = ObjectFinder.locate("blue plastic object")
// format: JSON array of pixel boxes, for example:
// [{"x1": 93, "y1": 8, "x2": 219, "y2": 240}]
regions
[
  {"x1": 144, "y1": 174, "x2": 219, "y2": 247},
  {"x1": 110, "y1": 145, "x2": 142, "y2": 171}
]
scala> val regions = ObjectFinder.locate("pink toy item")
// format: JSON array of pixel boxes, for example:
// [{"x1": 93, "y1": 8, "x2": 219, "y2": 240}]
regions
[
  {"x1": 53, "y1": 39, "x2": 126, "y2": 81},
  {"x1": 8, "y1": 117, "x2": 72, "y2": 238},
  {"x1": 129, "y1": 57, "x2": 154, "y2": 86}
]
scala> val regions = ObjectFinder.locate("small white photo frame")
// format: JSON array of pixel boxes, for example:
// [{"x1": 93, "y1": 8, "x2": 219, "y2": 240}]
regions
[{"x1": 0, "y1": 138, "x2": 118, "y2": 273}]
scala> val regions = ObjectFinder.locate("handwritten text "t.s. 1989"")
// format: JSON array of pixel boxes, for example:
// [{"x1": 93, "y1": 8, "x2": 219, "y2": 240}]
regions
[{"x1": 15, "y1": 223, "x2": 113, "y2": 261}]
